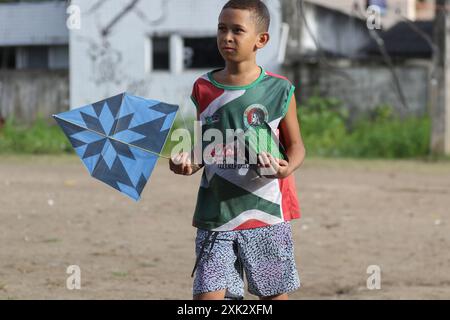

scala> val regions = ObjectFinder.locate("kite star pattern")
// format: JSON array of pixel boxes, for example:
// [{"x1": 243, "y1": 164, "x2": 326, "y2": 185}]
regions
[{"x1": 53, "y1": 93, "x2": 178, "y2": 201}]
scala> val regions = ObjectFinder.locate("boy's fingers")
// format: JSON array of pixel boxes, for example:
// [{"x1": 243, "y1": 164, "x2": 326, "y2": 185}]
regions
[
  {"x1": 258, "y1": 154, "x2": 265, "y2": 167},
  {"x1": 169, "y1": 154, "x2": 178, "y2": 170},
  {"x1": 170, "y1": 152, "x2": 189, "y2": 174},
  {"x1": 179, "y1": 153, "x2": 186, "y2": 172},
  {"x1": 173, "y1": 152, "x2": 189, "y2": 165},
  {"x1": 172, "y1": 153, "x2": 182, "y2": 165},
  {"x1": 268, "y1": 154, "x2": 279, "y2": 170},
  {"x1": 181, "y1": 152, "x2": 190, "y2": 174},
  {"x1": 259, "y1": 152, "x2": 271, "y2": 167},
  {"x1": 185, "y1": 159, "x2": 193, "y2": 175}
]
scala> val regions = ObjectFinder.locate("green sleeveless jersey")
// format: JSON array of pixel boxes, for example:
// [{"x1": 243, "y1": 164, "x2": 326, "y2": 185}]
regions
[{"x1": 190, "y1": 65, "x2": 301, "y2": 231}]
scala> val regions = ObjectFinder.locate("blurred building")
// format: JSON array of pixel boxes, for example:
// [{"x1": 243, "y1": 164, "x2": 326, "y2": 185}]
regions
[
  {"x1": 0, "y1": 0, "x2": 438, "y2": 123},
  {"x1": 282, "y1": 0, "x2": 435, "y2": 119},
  {"x1": 0, "y1": 0, "x2": 69, "y2": 123},
  {"x1": 307, "y1": 0, "x2": 435, "y2": 28},
  {"x1": 69, "y1": 0, "x2": 286, "y2": 116},
  {"x1": 0, "y1": 0, "x2": 287, "y2": 122}
]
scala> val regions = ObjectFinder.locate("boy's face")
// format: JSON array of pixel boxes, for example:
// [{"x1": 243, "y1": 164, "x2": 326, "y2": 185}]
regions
[{"x1": 217, "y1": 8, "x2": 269, "y2": 63}]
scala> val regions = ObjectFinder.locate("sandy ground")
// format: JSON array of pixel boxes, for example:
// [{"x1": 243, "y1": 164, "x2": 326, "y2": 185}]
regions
[{"x1": 0, "y1": 155, "x2": 449, "y2": 300}]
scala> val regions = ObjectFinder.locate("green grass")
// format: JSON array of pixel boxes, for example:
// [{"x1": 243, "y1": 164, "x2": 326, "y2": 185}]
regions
[
  {"x1": 111, "y1": 271, "x2": 128, "y2": 278},
  {"x1": 0, "y1": 100, "x2": 439, "y2": 159},
  {"x1": 0, "y1": 115, "x2": 192, "y2": 157},
  {"x1": 298, "y1": 98, "x2": 432, "y2": 159},
  {"x1": 41, "y1": 238, "x2": 62, "y2": 244},
  {"x1": 0, "y1": 117, "x2": 72, "y2": 154}
]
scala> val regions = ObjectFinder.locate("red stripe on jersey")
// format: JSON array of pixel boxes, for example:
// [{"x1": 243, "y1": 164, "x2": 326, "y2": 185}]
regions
[
  {"x1": 194, "y1": 78, "x2": 225, "y2": 114},
  {"x1": 266, "y1": 71, "x2": 288, "y2": 81},
  {"x1": 233, "y1": 219, "x2": 270, "y2": 230},
  {"x1": 279, "y1": 175, "x2": 301, "y2": 221}
]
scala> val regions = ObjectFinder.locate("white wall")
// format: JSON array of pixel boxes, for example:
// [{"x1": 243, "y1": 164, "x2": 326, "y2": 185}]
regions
[{"x1": 70, "y1": 0, "x2": 283, "y2": 118}]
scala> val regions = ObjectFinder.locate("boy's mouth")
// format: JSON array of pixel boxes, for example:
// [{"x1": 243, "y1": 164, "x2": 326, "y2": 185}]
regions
[{"x1": 222, "y1": 47, "x2": 236, "y2": 51}]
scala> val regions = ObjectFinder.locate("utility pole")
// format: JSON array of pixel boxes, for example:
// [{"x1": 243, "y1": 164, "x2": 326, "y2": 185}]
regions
[{"x1": 431, "y1": 0, "x2": 450, "y2": 155}]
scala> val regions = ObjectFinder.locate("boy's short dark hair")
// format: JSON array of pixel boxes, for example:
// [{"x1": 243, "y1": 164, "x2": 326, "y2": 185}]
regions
[{"x1": 222, "y1": 0, "x2": 270, "y2": 33}]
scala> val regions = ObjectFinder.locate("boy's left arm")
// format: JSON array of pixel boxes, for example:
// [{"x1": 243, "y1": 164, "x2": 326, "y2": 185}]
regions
[{"x1": 258, "y1": 93, "x2": 306, "y2": 178}]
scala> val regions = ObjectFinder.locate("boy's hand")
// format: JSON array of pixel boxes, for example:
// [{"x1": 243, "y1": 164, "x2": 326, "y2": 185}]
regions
[
  {"x1": 169, "y1": 152, "x2": 199, "y2": 176},
  {"x1": 257, "y1": 152, "x2": 290, "y2": 179}
]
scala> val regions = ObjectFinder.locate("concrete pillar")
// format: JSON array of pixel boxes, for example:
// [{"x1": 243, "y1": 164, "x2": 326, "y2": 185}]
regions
[
  {"x1": 170, "y1": 33, "x2": 183, "y2": 74},
  {"x1": 431, "y1": 0, "x2": 450, "y2": 155}
]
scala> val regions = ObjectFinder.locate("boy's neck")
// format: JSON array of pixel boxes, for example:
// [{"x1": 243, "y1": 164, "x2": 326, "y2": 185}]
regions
[
  {"x1": 214, "y1": 60, "x2": 262, "y2": 86},
  {"x1": 223, "y1": 60, "x2": 258, "y2": 75}
]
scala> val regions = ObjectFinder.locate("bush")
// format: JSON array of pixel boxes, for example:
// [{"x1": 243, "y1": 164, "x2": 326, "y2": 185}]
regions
[
  {"x1": 298, "y1": 97, "x2": 431, "y2": 158},
  {"x1": 0, "y1": 116, "x2": 72, "y2": 154},
  {"x1": 0, "y1": 99, "x2": 432, "y2": 159}
]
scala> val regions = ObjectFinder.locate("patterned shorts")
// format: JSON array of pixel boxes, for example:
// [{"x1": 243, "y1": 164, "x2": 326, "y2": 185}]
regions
[{"x1": 192, "y1": 221, "x2": 301, "y2": 299}]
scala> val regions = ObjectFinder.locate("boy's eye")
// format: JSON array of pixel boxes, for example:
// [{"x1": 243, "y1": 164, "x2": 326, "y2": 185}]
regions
[{"x1": 217, "y1": 27, "x2": 244, "y2": 33}]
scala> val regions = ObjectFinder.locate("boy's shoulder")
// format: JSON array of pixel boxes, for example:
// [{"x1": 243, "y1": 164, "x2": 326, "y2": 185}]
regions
[
  {"x1": 191, "y1": 72, "x2": 212, "y2": 91},
  {"x1": 264, "y1": 70, "x2": 290, "y2": 81}
]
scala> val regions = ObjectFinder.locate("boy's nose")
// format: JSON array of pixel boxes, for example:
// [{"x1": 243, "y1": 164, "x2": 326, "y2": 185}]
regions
[{"x1": 223, "y1": 32, "x2": 234, "y2": 42}]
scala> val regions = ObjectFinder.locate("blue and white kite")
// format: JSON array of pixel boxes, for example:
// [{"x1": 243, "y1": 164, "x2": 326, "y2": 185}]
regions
[{"x1": 53, "y1": 93, "x2": 178, "y2": 201}]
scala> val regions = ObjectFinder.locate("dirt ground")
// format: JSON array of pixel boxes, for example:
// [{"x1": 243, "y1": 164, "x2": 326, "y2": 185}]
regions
[{"x1": 0, "y1": 155, "x2": 449, "y2": 300}]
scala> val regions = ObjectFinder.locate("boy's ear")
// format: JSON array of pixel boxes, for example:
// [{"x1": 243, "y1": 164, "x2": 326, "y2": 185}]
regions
[{"x1": 256, "y1": 32, "x2": 270, "y2": 49}]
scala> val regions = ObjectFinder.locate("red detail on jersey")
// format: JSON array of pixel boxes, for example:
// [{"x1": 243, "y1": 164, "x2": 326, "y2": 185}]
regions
[
  {"x1": 266, "y1": 71, "x2": 289, "y2": 81},
  {"x1": 192, "y1": 78, "x2": 225, "y2": 114},
  {"x1": 233, "y1": 219, "x2": 270, "y2": 230},
  {"x1": 279, "y1": 175, "x2": 301, "y2": 221},
  {"x1": 246, "y1": 109, "x2": 256, "y2": 124}
]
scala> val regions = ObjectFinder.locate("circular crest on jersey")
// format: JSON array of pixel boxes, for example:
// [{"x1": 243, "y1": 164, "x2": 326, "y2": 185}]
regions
[{"x1": 243, "y1": 104, "x2": 268, "y2": 129}]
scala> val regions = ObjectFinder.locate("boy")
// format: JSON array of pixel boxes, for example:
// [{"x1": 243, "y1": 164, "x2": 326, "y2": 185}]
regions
[{"x1": 169, "y1": 0, "x2": 306, "y2": 300}]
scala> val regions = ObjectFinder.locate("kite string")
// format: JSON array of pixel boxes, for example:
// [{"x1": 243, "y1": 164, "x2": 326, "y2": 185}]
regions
[{"x1": 178, "y1": 100, "x2": 190, "y2": 140}]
